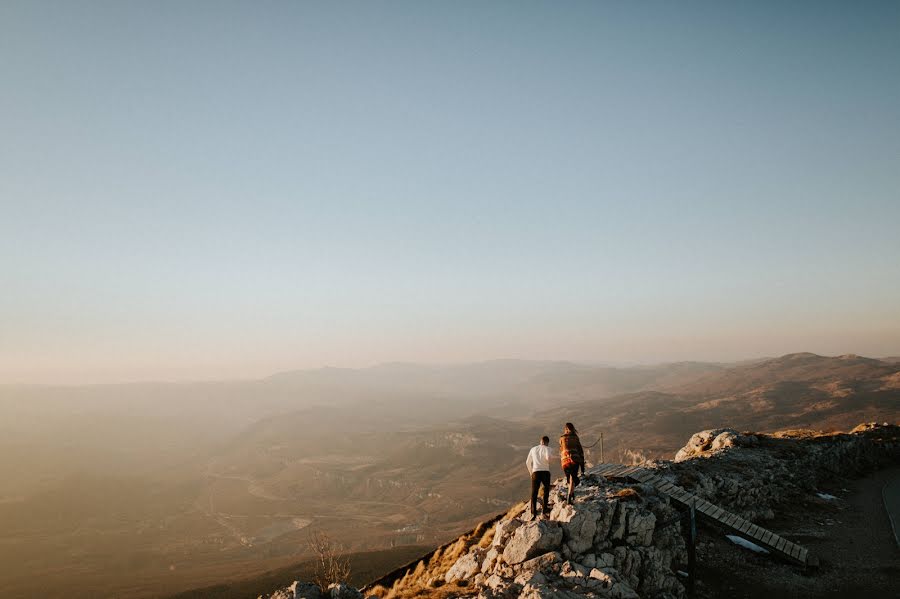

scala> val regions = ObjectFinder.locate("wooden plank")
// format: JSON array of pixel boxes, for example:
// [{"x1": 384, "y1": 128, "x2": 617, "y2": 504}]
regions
[
  {"x1": 670, "y1": 489, "x2": 689, "y2": 501},
  {"x1": 748, "y1": 524, "x2": 764, "y2": 540},
  {"x1": 670, "y1": 494, "x2": 690, "y2": 506},
  {"x1": 721, "y1": 512, "x2": 737, "y2": 527},
  {"x1": 775, "y1": 537, "x2": 787, "y2": 552},
  {"x1": 760, "y1": 530, "x2": 774, "y2": 545},
  {"x1": 710, "y1": 506, "x2": 725, "y2": 520},
  {"x1": 790, "y1": 544, "x2": 803, "y2": 561},
  {"x1": 797, "y1": 547, "x2": 808, "y2": 564},
  {"x1": 783, "y1": 542, "x2": 798, "y2": 559},
  {"x1": 662, "y1": 482, "x2": 680, "y2": 494},
  {"x1": 738, "y1": 520, "x2": 754, "y2": 534},
  {"x1": 780, "y1": 540, "x2": 794, "y2": 556},
  {"x1": 696, "y1": 501, "x2": 715, "y2": 515}
]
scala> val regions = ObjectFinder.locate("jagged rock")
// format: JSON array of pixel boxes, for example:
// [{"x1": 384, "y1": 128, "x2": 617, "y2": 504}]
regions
[
  {"x1": 612, "y1": 546, "x2": 643, "y2": 589},
  {"x1": 588, "y1": 567, "x2": 616, "y2": 588},
  {"x1": 293, "y1": 582, "x2": 324, "y2": 599},
  {"x1": 559, "y1": 560, "x2": 590, "y2": 579},
  {"x1": 609, "y1": 502, "x2": 629, "y2": 540},
  {"x1": 675, "y1": 428, "x2": 757, "y2": 461},
  {"x1": 609, "y1": 581, "x2": 640, "y2": 599},
  {"x1": 262, "y1": 581, "x2": 323, "y2": 599},
  {"x1": 513, "y1": 570, "x2": 547, "y2": 587},
  {"x1": 550, "y1": 502, "x2": 599, "y2": 554},
  {"x1": 482, "y1": 547, "x2": 501, "y2": 574},
  {"x1": 327, "y1": 583, "x2": 362, "y2": 599},
  {"x1": 502, "y1": 520, "x2": 563, "y2": 565},
  {"x1": 518, "y1": 582, "x2": 583, "y2": 599},
  {"x1": 477, "y1": 574, "x2": 521, "y2": 599},
  {"x1": 625, "y1": 508, "x2": 656, "y2": 546},
  {"x1": 597, "y1": 552, "x2": 615, "y2": 567},
  {"x1": 516, "y1": 551, "x2": 563, "y2": 576},
  {"x1": 446, "y1": 547, "x2": 486, "y2": 582},
  {"x1": 493, "y1": 518, "x2": 523, "y2": 547}
]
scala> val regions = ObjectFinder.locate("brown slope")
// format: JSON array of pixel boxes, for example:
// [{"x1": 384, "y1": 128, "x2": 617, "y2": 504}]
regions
[
  {"x1": 673, "y1": 353, "x2": 900, "y2": 396},
  {"x1": 528, "y1": 354, "x2": 900, "y2": 462}
]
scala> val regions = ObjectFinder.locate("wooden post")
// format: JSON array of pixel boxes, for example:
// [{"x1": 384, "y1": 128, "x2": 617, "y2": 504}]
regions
[
  {"x1": 599, "y1": 432, "x2": 604, "y2": 463},
  {"x1": 686, "y1": 500, "x2": 697, "y2": 595}
]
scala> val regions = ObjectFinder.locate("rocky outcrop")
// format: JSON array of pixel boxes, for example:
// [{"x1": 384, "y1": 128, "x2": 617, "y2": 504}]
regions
[
  {"x1": 502, "y1": 520, "x2": 564, "y2": 565},
  {"x1": 664, "y1": 422, "x2": 900, "y2": 522},
  {"x1": 437, "y1": 475, "x2": 688, "y2": 599},
  {"x1": 263, "y1": 423, "x2": 899, "y2": 599},
  {"x1": 674, "y1": 428, "x2": 758, "y2": 462}
]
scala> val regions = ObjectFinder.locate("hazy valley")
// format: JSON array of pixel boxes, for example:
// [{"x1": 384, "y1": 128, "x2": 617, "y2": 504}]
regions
[{"x1": 1, "y1": 354, "x2": 898, "y2": 599}]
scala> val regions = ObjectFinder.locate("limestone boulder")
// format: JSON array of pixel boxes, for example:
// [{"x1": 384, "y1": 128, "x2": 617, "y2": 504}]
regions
[
  {"x1": 493, "y1": 518, "x2": 523, "y2": 547},
  {"x1": 502, "y1": 520, "x2": 563, "y2": 565},
  {"x1": 675, "y1": 428, "x2": 757, "y2": 461},
  {"x1": 550, "y1": 503, "x2": 596, "y2": 554},
  {"x1": 446, "y1": 547, "x2": 486, "y2": 582}
]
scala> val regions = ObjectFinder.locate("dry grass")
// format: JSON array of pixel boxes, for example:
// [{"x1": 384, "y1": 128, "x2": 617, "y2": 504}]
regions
[
  {"x1": 611, "y1": 487, "x2": 641, "y2": 502},
  {"x1": 367, "y1": 503, "x2": 526, "y2": 599}
]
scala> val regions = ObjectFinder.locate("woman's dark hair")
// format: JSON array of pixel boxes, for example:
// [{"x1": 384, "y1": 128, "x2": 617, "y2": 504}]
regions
[
  {"x1": 565, "y1": 422, "x2": 577, "y2": 433},
  {"x1": 541, "y1": 435, "x2": 550, "y2": 445}
]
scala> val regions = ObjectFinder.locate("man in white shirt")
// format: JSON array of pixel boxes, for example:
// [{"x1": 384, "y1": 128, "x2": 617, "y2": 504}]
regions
[{"x1": 525, "y1": 436, "x2": 553, "y2": 519}]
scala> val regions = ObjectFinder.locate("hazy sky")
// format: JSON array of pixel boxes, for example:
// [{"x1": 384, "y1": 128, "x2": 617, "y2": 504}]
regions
[{"x1": 2, "y1": 1, "x2": 899, "y2": 383}]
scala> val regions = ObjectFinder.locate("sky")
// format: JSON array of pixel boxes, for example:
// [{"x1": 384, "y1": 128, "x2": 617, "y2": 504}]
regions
[{"x1": 1, "y1": 1, "x2": 899, "y2": 384}]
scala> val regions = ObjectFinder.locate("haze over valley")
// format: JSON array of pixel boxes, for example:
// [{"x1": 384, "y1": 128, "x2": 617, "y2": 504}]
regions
[{"x1": 2, "y1": 353, "x2": 898, "y2": 598}]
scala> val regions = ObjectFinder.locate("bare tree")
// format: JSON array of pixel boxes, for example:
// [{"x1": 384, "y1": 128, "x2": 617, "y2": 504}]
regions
[
  {"x1": 621, "y1": 448, "x2": 650, "y2": 466},
  {"x1": 308, "y1": 531, "x2": 351, "y2": 591}
]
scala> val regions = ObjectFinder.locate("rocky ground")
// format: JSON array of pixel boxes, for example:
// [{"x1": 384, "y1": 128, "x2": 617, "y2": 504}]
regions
[
  {"x1": 691, "y1": 465, "x2": 900, "y2": 599},
  {"x1": 260, "y1": 423, "x2": 899, "y2": 599}
]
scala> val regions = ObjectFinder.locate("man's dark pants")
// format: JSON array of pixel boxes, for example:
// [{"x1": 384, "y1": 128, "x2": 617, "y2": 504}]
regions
[{"x1": 530, "y1": 470, "x2": 551, "y2": 515}]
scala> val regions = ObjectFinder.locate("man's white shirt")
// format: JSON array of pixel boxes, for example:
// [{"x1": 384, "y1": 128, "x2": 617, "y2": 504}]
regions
[{"x1": 526, "y1": 444, "x2": 553, "y2": 473}]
